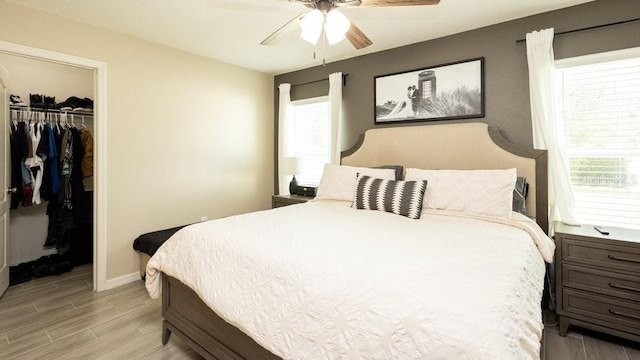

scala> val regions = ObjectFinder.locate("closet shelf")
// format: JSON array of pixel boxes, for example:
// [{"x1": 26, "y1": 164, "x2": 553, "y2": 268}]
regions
[{"x1": 9, "y1": 105, "x2": 93, "y2": 116}]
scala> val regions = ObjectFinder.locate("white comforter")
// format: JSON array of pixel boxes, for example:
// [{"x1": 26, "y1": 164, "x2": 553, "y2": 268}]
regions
[{"x1": 146, "y1": 200, "x2": 555, "y2": 360}]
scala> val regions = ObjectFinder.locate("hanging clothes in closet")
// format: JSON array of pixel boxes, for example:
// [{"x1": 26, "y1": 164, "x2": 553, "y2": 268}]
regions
[{"x1": 9, "y1": 109, "x2": 94, "y2": 250}]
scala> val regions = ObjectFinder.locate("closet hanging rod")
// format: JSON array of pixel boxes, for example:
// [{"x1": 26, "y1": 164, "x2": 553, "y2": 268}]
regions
[
  {"x1": 9, "y1": 106, "x2": 93, "y2": 116},
  {"x1": 515, "y1": 17, "x2": 640, "y2": 44}
]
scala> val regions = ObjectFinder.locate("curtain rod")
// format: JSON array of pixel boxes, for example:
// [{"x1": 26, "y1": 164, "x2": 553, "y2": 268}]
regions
[
  {"x1": 289, "y1": 73, "x2": 349, "y2": 88},
  {"x1": 515, "y1": 17, "x2": 640, "y2": 43}
]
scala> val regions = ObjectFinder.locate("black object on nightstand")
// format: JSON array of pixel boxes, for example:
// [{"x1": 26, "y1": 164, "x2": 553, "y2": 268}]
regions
[
  {"x1": 296, "y1": 185, "x2": 317, "y2": 197},
  {"x1": 554, "y1": 222, "x2": 640, "y2": 343},
  {"x1": 289, "y1": 175, "x2": 298, "y2": 195}
]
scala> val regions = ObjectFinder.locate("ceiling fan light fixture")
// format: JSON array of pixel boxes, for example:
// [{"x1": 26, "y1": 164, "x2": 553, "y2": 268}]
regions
[
  {"x1": 324, "y1": 9, "x2": 351, "y2": 45},
  {"x1": 300, "y1": 9, "x2": 324, "y2": 44}
]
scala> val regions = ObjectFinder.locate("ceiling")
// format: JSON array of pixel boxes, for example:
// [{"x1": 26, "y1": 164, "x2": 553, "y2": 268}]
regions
[{"x1": 8, "y1": 0, "x2": 593, "y2": 75}]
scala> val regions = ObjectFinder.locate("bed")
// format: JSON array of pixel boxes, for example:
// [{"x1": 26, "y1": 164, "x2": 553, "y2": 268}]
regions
[
  {"x1": 133, "y1": 225, "x2": 187, "y2": 279},
  {"x1": 145, "y1": 122, "x2": 554, "y2": 359}
]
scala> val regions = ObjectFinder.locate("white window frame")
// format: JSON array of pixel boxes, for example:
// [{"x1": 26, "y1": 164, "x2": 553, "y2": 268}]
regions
[
  {"x1": 555, "y1": 47, "x2": 640, "y2": 230},
  {"x1": 290, "y1": 95, "x2": 330, "y2": 186}
]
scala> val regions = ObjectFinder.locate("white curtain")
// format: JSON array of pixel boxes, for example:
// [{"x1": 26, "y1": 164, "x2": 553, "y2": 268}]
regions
[
  {"x1": 277, "y1": 83, "x2": 295, "y2": 195},
  {"x1": 328, "y1": 72, "x2": 343, "y2": 164},
  {"x1": 526, "y1": 28, "x2": 579, "y2": 233}
]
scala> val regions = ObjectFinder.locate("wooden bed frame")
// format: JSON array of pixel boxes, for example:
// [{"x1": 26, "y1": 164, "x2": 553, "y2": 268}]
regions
[{"x1": 160, "y1": 122, "x2": 548, "y2": 359}]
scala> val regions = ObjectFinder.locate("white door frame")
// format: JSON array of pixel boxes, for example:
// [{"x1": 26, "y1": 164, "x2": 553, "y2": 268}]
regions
[
  {"x1": 0, "y1": 64, "x2": 10, "y2": 297},
  {"x1": 0, "y1": 40, "x2": 108, "y2": 292}
]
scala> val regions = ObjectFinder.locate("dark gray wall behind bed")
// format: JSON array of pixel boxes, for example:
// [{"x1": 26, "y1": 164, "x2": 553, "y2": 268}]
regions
[{"x1": 272, "y1": 0, "x2": 640, "y2": 193}]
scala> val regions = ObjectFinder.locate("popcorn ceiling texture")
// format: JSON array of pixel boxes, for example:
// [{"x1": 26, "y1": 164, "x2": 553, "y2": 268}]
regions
[{"x1": 6, "y1": 0, "x2": 591, "y2": 74}]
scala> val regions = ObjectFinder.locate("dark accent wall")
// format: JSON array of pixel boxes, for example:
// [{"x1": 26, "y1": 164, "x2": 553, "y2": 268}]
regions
[{"x1": 274, "y1": 0, "x2": 640, "y2": 154}]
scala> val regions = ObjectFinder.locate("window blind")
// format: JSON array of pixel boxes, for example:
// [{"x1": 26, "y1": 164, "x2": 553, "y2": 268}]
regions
[
  {"x1": 556, "y1": 56, "x2": 640, "y2": 230},
  {"x1": 292, "y1": 98, "x2": 329, "y2": 185}
]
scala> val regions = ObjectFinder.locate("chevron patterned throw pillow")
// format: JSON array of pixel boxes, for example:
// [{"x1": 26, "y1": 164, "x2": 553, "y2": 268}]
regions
[{"x1": 352, "y1": 174, "x2": 427, "y2": 219}]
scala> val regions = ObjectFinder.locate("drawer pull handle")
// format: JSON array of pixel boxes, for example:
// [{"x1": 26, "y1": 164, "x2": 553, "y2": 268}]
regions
[
  {"x1": 609, "y1": 309, "x2": 640, "y2": 321},
  {"x1": 607, "y1": 255, "x2": 640, "y2": 264},
  {"x1": 608, "y1": 282, "x2": 640, "y2": 293}
]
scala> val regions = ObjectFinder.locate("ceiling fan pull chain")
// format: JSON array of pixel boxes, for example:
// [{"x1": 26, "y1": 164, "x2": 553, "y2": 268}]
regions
[{"x1": 322, "y1": 30, "x2": 327, "y2": 66}]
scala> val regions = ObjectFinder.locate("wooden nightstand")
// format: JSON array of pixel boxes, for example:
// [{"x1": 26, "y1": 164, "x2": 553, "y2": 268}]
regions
[
  {"x1": 272, "y1": 194, "x2": 313, "y2": 209},
  {"x1": 554, "y1": 222, "x2": 640, "y2": 342}
]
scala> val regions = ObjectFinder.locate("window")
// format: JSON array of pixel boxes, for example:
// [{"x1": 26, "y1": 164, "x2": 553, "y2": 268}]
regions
[
  {"x1": 291, "y1": 96, "x2": 329, "y2": 185},
  {"x1": 555, "y1": 49, "x2": 640, "y2": 230}
]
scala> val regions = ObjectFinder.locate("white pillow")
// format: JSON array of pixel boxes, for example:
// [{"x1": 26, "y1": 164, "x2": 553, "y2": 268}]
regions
[
  {"x1": 316, "y1": 163, "x2": 396, "y2": 202},
  {"x1": 405, "y1": 168, "x2": 517, "y2": 219}
]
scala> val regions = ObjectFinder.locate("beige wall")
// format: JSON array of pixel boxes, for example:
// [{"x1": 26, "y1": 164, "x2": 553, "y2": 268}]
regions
[{"x1": 0, "y1": 1, "x2": 274, "y2": 280}]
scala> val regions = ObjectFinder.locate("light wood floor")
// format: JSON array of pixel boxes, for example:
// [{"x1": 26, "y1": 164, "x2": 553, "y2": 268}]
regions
[
  {"x1": 1, "y1": 265, "x2": 640, "y2": 359},
  {"x1": 541, "y1": 313, "x2": 640, "y2": 360},
  {"x1": 0, "y1": 264, "x2": 201, "y2": 359}
]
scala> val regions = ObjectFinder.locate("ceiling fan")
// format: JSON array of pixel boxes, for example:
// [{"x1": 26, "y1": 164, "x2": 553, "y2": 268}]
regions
[{"x1": 261, "y1": 0, "x2": 441, "y2": 50}]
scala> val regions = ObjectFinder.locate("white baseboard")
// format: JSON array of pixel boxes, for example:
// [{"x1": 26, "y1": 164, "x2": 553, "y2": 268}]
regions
[{"x1": 104, "y1": 271, "x2": 141, "y2": 290}]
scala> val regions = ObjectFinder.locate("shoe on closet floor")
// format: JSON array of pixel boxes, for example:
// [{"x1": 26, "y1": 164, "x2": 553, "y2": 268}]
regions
[
  {"x1": 22, "y1": 256, "x2": 47, "y2": 275},
  {"x1": 9, "y1": 265, "x2": 32, "y2": 285},
  {"x1": 50, "y1": 261, "x2": 72, "y2": 275},
  {"x1": 33, "y1": 264, "x2": 51, "y2": 277},
  {"x1": 28, "y1": 254, "x2": 59, "y2": 277},
  {"x1": 33, "y1": 260, "x2": 73, "y2": 277}
]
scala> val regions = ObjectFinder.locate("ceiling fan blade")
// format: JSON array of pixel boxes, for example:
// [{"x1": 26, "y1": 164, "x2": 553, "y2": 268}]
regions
[
  {"x1": 345, "y1": 22, "x2": 372, "y2": 50},
  {"x1": 358, "y1": 0, "x2": 440, "y2": 6},
  {"x1": 260, "y1": 13, "x2": 305, "y2": 46}
]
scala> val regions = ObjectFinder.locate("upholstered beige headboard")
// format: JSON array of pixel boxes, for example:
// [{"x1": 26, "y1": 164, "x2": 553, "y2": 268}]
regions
[{"x1": 341, "y1": 122, "x2": 548, "y2": 233}]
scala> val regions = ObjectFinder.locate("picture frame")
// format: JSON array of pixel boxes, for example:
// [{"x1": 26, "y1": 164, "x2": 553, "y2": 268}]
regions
[{"x1": 374, "y1": 57, "x2": 485, "y2": 124}]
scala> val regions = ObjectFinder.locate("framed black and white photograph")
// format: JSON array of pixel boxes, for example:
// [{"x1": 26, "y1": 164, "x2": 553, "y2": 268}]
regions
[{"x1": 374, "y1": 57, "x2": 484, "y2": 124}]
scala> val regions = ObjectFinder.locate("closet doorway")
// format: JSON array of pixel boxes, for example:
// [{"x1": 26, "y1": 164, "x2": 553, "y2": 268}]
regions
[{"x1": 0, "y1": 40, "x2": 107, "y2": 291}]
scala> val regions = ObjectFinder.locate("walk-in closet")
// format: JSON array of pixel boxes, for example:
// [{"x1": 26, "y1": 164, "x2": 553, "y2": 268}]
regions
[{"x1": 0, "y1": 53, "x2": 95, "y2": 286}]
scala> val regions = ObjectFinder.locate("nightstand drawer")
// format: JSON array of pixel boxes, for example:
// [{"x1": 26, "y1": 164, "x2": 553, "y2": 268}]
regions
[
  {"x1": 555, "y1": 224, "x2": 640, "y2": 341},
  {"x1": 563, "y1": 263, "x2": 640, "y2": 302},
  {"x1": 563, "y1": 238, "x2": 640, "y2": 273},
  {"x1": 563, "y1": 289, "x2": 640, "y2": 332}
]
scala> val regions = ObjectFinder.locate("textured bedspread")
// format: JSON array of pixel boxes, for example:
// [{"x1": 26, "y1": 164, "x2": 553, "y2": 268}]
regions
[{"x1": 146, "y1": 201, "x2": 555, "y2": 360}]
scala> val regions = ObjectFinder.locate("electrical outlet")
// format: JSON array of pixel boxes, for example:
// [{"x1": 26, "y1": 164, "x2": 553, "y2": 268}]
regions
[{"x1": 200, "y1": 216, "x2": 208, "y2": 222}]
